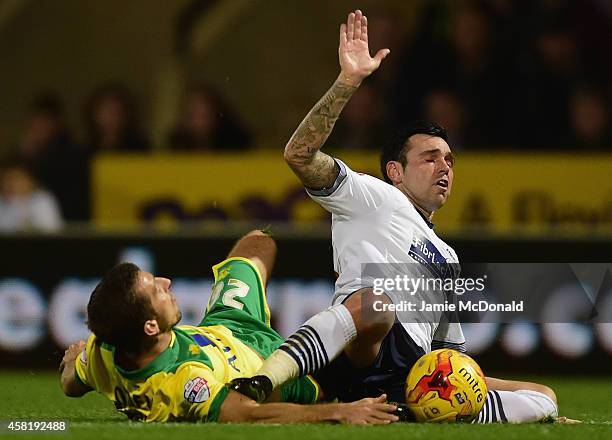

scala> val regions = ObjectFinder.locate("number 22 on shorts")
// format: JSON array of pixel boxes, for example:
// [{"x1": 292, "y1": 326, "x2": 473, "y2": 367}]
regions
[{"x1": 208, "y1": 279, "x2": 250, "y2": 310}]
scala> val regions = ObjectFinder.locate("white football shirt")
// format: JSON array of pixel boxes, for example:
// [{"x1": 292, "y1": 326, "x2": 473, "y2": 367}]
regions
[{"x1": 307, "y1": 159, "x2": 465, "y2": 352}]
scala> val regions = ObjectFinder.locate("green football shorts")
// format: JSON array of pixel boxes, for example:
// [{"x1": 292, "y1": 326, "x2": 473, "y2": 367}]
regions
[{"x1": 200, "y1": 257, "x2": 319, "y2": 404}]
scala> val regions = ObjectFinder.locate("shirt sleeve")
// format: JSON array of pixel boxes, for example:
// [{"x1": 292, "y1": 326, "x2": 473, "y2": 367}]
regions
[
  {"x1": 148, "y1": 362, "x2": 229, "y2": 423},
  {"x1": 74, "y1": 334, "x2": 97, "y2": 389},
  {"x1": 306, "y1": 159, "x2": 396, "y2": 216}
]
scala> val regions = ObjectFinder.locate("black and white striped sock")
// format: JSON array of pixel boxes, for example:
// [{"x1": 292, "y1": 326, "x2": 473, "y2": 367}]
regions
[
  {"x1": 279, "y1": 325, "x2": 330, "y2": 376},
  {"x1": 256, "y1": 304, "x2": 357, "y2": 388},
  {"x1": 472, "y1": 390, "x2": 508, "y2": 424},
  {"x1": 473, "y1": 389, "x2": 558, "y2": 423}
]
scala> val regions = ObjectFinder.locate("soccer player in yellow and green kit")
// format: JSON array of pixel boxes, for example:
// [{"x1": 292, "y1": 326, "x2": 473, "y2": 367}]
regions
[{"x1": 59, "y1": 230, "x2": 398, "y2": 424}]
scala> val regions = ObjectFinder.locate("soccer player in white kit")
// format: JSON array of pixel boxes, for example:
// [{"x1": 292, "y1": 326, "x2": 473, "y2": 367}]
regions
[{"x1": 231, "y1": 10, "x2": 562, "y2": 423}]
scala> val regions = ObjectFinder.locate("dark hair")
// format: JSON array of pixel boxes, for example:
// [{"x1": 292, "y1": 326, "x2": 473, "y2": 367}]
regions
[
  {"x1": 30, "y1": 92, "x2": 64, "y2": 118},
  {"x1": 87, "y1": 262, "x2": 156, "y2": 352},
  {"x1": 379, "y1": 120, "x2": 449, "y2": 184},
  {"x1": 169, "y1": 83, "x2": 251, "y2": 151},
  {"x1": 84, "y1": 82, "x2": 149, "y2": 152}
]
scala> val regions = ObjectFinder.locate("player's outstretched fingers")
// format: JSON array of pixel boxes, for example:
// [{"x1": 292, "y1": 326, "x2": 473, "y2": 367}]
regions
[
  {"x1": 354, "y1": 9, "x2": 362, "y2": 40},
  {"x1": 339, "y1": 23, "x2": 347, "y2": 44},
  {"x1": 374, "y1": 48, "x2": 391, "y2": 63},
  {"x1": 361, "y1": 15, "x2": 368, "y2": 42},
  {"x1": 375, "y1": 403, "x2": 399, "y2": 413},
  {"x1": 365, "y1": 404, "x2": 399, "y2": 424},
  {"x1": 359, "y1": 394, "x2": 388, "y2": 405},
  {"x1": 361, "y1": 394, "x2": 398, "y2": 424},
  {"x1": 372, "y1": 406, "x2": 400, "y2": 423},
  {"x1": 347, "y1": 12, "x2": 355, "y2": 40}
]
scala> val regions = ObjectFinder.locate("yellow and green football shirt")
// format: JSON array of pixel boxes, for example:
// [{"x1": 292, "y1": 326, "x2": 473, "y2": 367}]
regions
[{"x1": 74, "y1": 258, "x2": 319, "y2": 422}]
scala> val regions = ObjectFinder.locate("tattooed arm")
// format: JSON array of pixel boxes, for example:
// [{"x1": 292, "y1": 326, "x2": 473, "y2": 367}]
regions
[
  {"x1": 283, "y1": 79, "x2": 358, "y2": 189},
  {"x1": 283, "y1": 9, "x2": 390, "y2": 190}
]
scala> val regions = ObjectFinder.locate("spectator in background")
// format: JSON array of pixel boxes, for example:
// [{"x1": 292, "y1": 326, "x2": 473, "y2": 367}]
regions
[
  {"x1": 521, "y1": 20, "x2": 581, "y2": 148},
  {"x1": 393, "y1": 1, "x2": 512, "y2": 147},
  {"x1": 0, "y1": 160, "x2": 63, "y2": 232},
  {"x1": 424, "y1": 89, "x2": 467, "y2": 150},
  {"x1": 84, "y1": 82, "x2": 150, "y2": 152},
  {"x1": 568, "y1": 86, "x2": 611, "y2": 149},
  {"x1": 325, "y1": 82, "x2": 389, "y2": 150},
  {"x1": 445, "y1": 2, "x2": 514, "y2": 147},
  {"x1": 19, "y1": 93, "x2": 71, "y2": 163},
  {"x1": 364, "y1": 11, "x2": 408, "y2": 99},
  {"x1": 168, "y1": 85, "x2": 251, "y2": 151},
  {"x1": 390, "y1": 0, "x2": 446, "y2": 126},
  {"x1": 17, "y1": 93, "x2": 89, "y2": 221}
]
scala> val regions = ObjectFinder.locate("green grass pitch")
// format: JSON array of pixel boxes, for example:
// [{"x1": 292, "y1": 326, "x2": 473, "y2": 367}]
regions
[{"x1": 1, "y1": 371, "x2": 610, "y2": 440}]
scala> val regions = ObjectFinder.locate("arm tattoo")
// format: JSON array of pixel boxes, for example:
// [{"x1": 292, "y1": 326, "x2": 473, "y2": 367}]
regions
[{"x1": 284, "y1": 79, "x2": 358, "y2": 189}]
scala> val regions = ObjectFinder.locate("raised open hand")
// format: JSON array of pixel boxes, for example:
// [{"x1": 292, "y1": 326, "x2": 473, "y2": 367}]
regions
[{"x1": 338, "y1": 10, "x2": 390, "y2": 86}]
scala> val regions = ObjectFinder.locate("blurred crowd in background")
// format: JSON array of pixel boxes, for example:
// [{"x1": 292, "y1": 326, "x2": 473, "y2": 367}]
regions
[
  {"x1": 331, "y1": 0, "x2": 612, "y2": 150},
  {"x1": 0, "y1": 0, "x2": 610, "y2": 231}
]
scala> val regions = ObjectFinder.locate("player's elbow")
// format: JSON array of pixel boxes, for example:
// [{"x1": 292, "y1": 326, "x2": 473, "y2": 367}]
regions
[
  {"x1": 283, "y1": 147, "x2": 298, "y2": 165},
  {"x1": 60, "y1": 380, "x2": 80, "y2": 397},
  {"x1": 59, "y1": 374, "x2": 89, "y2": 397},
  {"x1": 62, "y1": 389, "x2": 82, "y2": 398},
  {"x1": 283, "y1": 146, "x2": 309, "y2": 167}
]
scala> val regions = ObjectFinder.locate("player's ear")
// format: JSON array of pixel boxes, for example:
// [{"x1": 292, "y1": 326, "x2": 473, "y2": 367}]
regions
[
  {"x1": 386, "y1": 161, "x2": 403, "y2": 185},
  {"x1": 144, "y1": 319, "x2": 160, "y2": 336}
]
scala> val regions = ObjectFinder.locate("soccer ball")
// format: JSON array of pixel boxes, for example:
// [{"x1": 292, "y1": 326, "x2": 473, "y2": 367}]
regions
[{"x1": 405, "y1": 349, "x2": 487, "y2": 422}]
